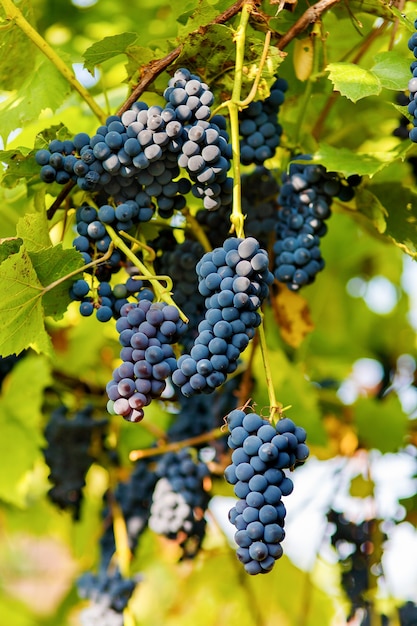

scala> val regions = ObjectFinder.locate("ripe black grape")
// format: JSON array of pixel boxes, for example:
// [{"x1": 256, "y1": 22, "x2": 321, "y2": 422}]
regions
[
  {"x1": 239, "y1": 77, "x2": 288, "y2": 166},
  {"x1": 43, "y1": 405, "x2": 108, "y2": 520},
  {"x1": 273, "y1": 156, "x2": 359, "y2": 290},
  {"x1": 106, "y1": 300, "x2": 185, "y2": 422},
  {"x1": 171, "y1": 237, "x2": 273, "y2": 397},
  {"x1": 225, "y1": 409, "x2": 309, "y2": 574},
  {"x1": 149, "y1": 448, "x2": 210, "y2": 557},
  {"x1": 77, "y1": 569, "x2": 141, "y2": 626}
]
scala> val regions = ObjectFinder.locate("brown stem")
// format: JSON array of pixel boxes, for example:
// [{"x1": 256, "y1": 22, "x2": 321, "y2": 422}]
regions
[
  {"x1": 277, "y1": 0, "x2": 343, "y2": 50},
  {"x1": 117, "y1": 0, "x2": 247, "y2": 115},
  {"x1": 46, "y1": 180, "x2": 76, "y2": 220},
  {"x1": 311, "y1": 90, "x2": 338, "y2": 141},
  {"x1": 129, "y1": 426, "x2": 227, "y2": 461}
]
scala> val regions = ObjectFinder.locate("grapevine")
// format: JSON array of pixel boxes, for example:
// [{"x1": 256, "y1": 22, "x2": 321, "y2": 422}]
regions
[{"x1": 0, "y1": 1, "x2": 417, "y2": 626}]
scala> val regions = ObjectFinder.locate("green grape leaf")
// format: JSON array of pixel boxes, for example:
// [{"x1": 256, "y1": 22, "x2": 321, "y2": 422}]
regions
[
  {"x1": 83, "y1": 32, "x2": 138, "y2": 72},
  {"x1": 334, "y1": 0, "x2": 398, "y2": 20},
  {"x1": 123, "y1": 45, "x2": 164, "y2": 86},
  {"x1": 34, "y1": 123, "x2": 73, "y2": 150},
  {"x1": 0, "y1": 238, "x2": 22, "y2": 263},
  {"x1": 0, "y1": 148, "x2": 39, "y2": 189},
  {"x1": 0, "y1": 244, "x2": 53, "y2": 357},
  {"x1": 371, "y1": 51, "x2": 412, "y2": 91},
  {"x1": 314, "y1": 143, "x2": 397, "y2": 178},
  {"x1": 16, "y1": 211, "x2": 51, "y2": 252},
  {"x1": 177, "y1": 0, "x2": 232, "y2": 36},
  {"x1": 371, "y1": 182, "x2": 417, "y2": 256},
  {"x1": 0, "y1": 354, "x2": 52, "y2": 507},
  {"x1": 0, "y1": 213, "x2": 84, "y2": 356},
  {"x1": 326, "y1": 62, "x2": 381, "y2": 102},
  {"x1": 352, "y1": 187, "x2": 388, "y2": 234},
  {"x1": 354, "y1": 394, "x2": 409, "y2": 453},
  {"x1": 30, "y1": 244, "x2": 84, "y2": 319},
  {"x1": 18, "y1": 212, "x2": 84, "y2": 318},
  {"x1": 0, "y1": 57, "x2": 71, "y2": 144},
  {"x1": 177, "y1": 24, "x2": 236, "y2": 81}
]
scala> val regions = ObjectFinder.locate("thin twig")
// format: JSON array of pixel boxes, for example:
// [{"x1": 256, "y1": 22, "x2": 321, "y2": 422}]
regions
[
  {"x1": 277, "y1": 0, "x2": 343, "y2": 50},
  {"x1": 129, "y1": 426, "x2": 226, "y2": 461},
  {"x1": 46, "y1": 180, "x2": 76, "y2": 220}
]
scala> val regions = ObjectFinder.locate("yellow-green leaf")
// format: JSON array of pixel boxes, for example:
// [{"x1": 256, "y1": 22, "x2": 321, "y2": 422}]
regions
[{"x1": 326, "y1": 62, "x2": 381, "y2": 102}]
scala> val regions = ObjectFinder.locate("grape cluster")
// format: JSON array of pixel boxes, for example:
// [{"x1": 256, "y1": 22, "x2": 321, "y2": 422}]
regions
[
  {"x1": 224, "y1": 410, "x2": 309, "y2": 575},
  {"x1": 153, "y1": 237, "x2": 206, "y2": 351},
  {"x1": 106, "y1": 300, "x2": 185, "y2": 422},
  {"x1": 77, "y1": 569, "x2": 141, "y2": 626},
  {"x1": 239, "y1": 77, "x2": 288, "y2": 166},
  {"x1": 36, "y1": 105, "x2": 192, "y2": 213},
  {"x1": 327, "y1": 509, "x2": 386, "y2": 622},
  {"x1": 149, "y1": 448, "x2": 210, "y2": 556},
  {"x1": 172, "y1": 237, "x2": 273, "y2": 397},
  {"x1": 43, "y1": 405, "x2": 108, "y2": 519},
  {"x1": 407, "y1": 19, "x2": 417, "y2": 143},
  {"x1": 35, "y1": 68, "x2": 233, "y2": 216},
  {"x1": 273, "y1": 156, "x2": 359, "y2": 290}
]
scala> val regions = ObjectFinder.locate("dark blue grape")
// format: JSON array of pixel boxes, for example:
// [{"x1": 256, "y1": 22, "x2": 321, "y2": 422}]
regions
[{"x1": 224, "y1": 409, "x2": 309, "y2": 574}]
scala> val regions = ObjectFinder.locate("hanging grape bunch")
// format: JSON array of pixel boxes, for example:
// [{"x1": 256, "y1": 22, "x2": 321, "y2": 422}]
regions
[{"x1": 224, "y1": 409, "x2": 309, "y2": 574}]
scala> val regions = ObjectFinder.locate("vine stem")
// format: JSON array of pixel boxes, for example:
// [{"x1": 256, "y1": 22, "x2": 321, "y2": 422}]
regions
[
  {"x1": 226, "y1": 1, "x2": 255, "y2": 239},
  {"x1": 129, "y1": 426, "x2": 226, "y2": 462},
  {"x1": 105, "y1": 225, "x2": 189, "y2": 323},
  {"x1": 238, "y1": 29, "x2": 272, "y2": 108},
  {"x1": 276, "y1": 0, "x2": 343, "y2": 51},
  {"x1": 46, "y1": 181, "x2": 76, "y2": 220},
  {"x1": 0, "y1": 0, "x2": 107, "y2": 124},
  {"x1": 118, "y1": 230, "x2": 156, "y2": 261},
  {"x1": 257, "y1": 314, "x2": 280, "y2": 423}
]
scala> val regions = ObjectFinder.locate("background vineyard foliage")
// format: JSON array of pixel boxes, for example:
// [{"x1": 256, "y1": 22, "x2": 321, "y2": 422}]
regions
[{"x1": 1, "y1": 0, "x2": 417, "y2": 624}]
